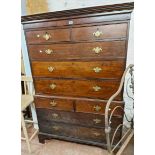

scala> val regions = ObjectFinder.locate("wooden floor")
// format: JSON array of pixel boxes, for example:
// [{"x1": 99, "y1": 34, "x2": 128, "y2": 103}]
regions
[{"x1": 21, "y1": 126, "x2": 133, "y2": 155}]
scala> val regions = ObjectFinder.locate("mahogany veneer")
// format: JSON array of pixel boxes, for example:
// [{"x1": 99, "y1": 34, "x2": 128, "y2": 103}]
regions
[
  {"x1": 22, "y1": 2, "x2": 134, "y2": 148},
  {"x1": 28, "y1": 41, "x2": 126, "y2": 60},
  {"x1": 31, "y1": 60, "x2": 125, "y2": 79}
]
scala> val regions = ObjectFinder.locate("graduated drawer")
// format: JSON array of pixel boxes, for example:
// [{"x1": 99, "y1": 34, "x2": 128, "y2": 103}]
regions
[
  {"x1": 34, "y1": 96, "x2": 74, "y2": 112},
  {"x1": 26, "y1": 28, "x2": 70, "y2": 44},
  {"x1": 38, "y1": 121, "x2": 121, "y2": 144},
  {"x1": 34, "y1": 79, "x2": 122, "y2": 100},
  {"x1": 36, "y1": 109, "x2": 123, "y2": 128},
  {"x1": 72, "y1": 23, "x2": 127, "y2": 41},
  {"x1": 31, "y1": 60, "x2": 125, "y2": 79},
  {"x1": 76, "y1": 100, "x2": 124, "y2": 116},
  {"x1": 28, "y1": 41, "x2": 126, "y2": 60},
  {"x1": 76, "y1": 125, "x2": 121, "y2": 145}
]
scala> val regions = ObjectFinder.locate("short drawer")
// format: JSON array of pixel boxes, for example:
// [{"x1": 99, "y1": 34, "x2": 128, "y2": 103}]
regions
[
  {"x1": 34, "y1": 79, "x2": 122, "y2": 100},
  {"x1": 26, "y1": 28, "x2": 70, "y2": 44},
  {"x1": 36, "y1": 109, "x2": 123, "y2": 128},
  {"x1": 76, "y1": 100, "x2": 124, "y2": 116},
  {"x1": 76, "y1": 125, "x2": 121, "y2": 144},
  {"x1": 31, "y1": 60, "x2": 125, "y2": 79},
  {"x1": 72, "y1": 23, "x2": 127, "y2": 41},
  {"x1": 28, "y1": 41, "x2": 126, "y2": 60},
  {"x1": 39, "y1": 121, "x2": 77, "y2": 139},
  {"x1": 38, "y1": 121, "x2": 121, "y2": 144},
  {"x1": 34, "y1": 96, "x2": 74, "y2": 112}
]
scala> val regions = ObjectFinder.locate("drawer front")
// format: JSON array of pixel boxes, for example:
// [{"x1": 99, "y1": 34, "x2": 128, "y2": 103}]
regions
[
  {"x1": 31, "y1": 60, "x2": 125, "y2": 79},
  {"x1": 39, "y1": 121, "x2": 77, "y2": 138},
  {"x1": 72, "y1": 23, "x2": 127, "y2": 41},
  {"x1": 28, "y1": 41, "x2": 126, "y2": 60},
  {"x1": 38, "y1": 121, "x2": 121, "y2": 144},
  {"x1": 34, "y1": 96, "x2": 74, "y2": 112},
  {"x1": 76, "y1": 125, "x2": 121, "y2": 144},
  {"x1": 34, "y1": 79, "x2": 122, "y2": 100},
  {"x1": 26, "y1": 29, "x2": 70, "y2": 44},
  {"x1": 76, "y1": 100, "x2": 124, "y2": 116},
  {"x1": 36, "y1": 109, "x2": 123, "y2": 128}
]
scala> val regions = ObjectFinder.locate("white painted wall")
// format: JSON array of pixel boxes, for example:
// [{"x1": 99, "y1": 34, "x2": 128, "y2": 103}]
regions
[
  {"x1": 21, "y1": 0, "x2": 134, "y2": 128},
  {"x1": 47, "y1": 0, "x2": 133, "y2": 11}
]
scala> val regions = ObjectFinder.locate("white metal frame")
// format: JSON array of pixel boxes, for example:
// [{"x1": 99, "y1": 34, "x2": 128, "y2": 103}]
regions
[{"x1": 105, "y1": 64, "x2": 134, "y2": 155}]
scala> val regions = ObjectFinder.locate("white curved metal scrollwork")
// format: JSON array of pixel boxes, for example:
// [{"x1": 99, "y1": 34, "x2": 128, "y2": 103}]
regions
[{"x1": 105, "y1": 64, "x2": 134, "y2": 154}]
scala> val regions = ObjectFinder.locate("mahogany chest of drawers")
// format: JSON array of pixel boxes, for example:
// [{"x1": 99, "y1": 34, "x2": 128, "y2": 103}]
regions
[{"x1": 22, "y1": 3, "x2": 134, "y2": 148}]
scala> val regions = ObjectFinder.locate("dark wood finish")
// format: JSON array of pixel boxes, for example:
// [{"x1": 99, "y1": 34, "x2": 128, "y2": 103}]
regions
[
  {"x1": 72, "y1": 23, "x2": 127, "y2": 41},
  {"x1": 78, "y1": 126, "x2": 121, "y2": 145},
  {"x1": 21, "y1": 78, "x2": 31, "y2": 118},
  {"x1": 26, "y1": 23, "x2": 127, "y2": 44},
  {"x1": 34, "y1": 95, "x2": 124, "y2": 116},
  {"x1": 28, "y1": 41, "x2": 126, "y2": 60},
  {"x1": 31, "y1": 60, "x2": 125, "y2": 79},
  {"x1": 26, "y1": 28, "x2": 70, "y2": 44},
  {"x1": 34, "y1": 94, "x2": 124, "y2": 103},
  {"x1": 38, "y1": 132, "x2": 119, "y2": 149},
  {"x1": 22, "y1": 3, "x2": 133, "y2": 148},
  {"x1": 38, "y1": 134, "x2": 46, "y2": 144},
  {"x1": 36, "y1": 108, "x2": 123, "y2": 128},
  {"x1": 23, "y1": 14, "x2": 130, "y2": 30},
  {"x1": 34, "y1": 96, "x2": 74, "y2": 111},
  {"x1": 38, "y1": 121, "x2": 121, "y2": 144},
  {"x1": 34, "y1": 78, "x2": 122, "y2": 100},
  {"x1": 76, "y1": 100, "x2": 124, "y2": 116}
]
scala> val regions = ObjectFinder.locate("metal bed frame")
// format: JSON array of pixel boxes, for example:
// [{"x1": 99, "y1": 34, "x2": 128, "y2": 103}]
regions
[{"x1": 105, "y1": 64, "x2": 134, "y2": 155}]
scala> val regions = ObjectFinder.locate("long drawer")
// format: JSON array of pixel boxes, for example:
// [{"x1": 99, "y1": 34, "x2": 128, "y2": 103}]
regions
[
  {"x1": 34, "y1": 79, "x2": 122, "y2": 100},
  {"x1": 35, "y1": 96, "x2": 124, "y2": 116},
  {"x1": 38, "y1": 120, "x2": 121, "y2": 144},
  {"x1": 23, "y1": 14, "x2": 130, "y2": 29},
  {"x1": 36, "y1": 109, "x2": 123, "y2": 128},
  {"x1": 31, "y1": 60, "x2": 125, "y2": 79},
  {"x1": 28, "y1": 41, "x2": 126, "y2": 60},
  {"x1": 72, "y1": 23, "x2": 127, "y2": 41}
]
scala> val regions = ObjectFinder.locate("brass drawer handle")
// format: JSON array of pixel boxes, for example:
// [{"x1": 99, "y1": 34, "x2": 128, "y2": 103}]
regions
[
  {"x1": 48, "y1": 66, "x2": 55, "y2": 72},
  {"x1": 93, "y1": 67, "x2": 102, "y2": 73},
  {"x1": 93, "y1": 118, "x2": 101, "y2": 124},
  {"x1": 93, "y1": 132, "x2": 101, "y2": 137},
  {"x1": 43, "y1": 32, "x2": 51, "y2": 40},
  {"x1": 92, "y1": 47, "x2": 102, "y2": 54},
  {"x1": 52, "y1": 113, "x2": 59, "y2": 118},
  {"x1": 36, "y1": 34, "x2": 40, "y2": 38},
  {"x1": 52, "y1": 126, "x2": 60, "y2": 131},
  {"x1": 93, "y1": 86, "x2": 101, "y2": 91},
  {"x1": 50, "y1": 100, "x2": 57, "y2": 107},
  {"x1": 50, "y1": 84, "x2": 56, "y2": 90},
  {"x1": 93, "y1": 105, "x2": 101, "y2": 112},
  {"x1": 45, "y1": 49, "x2": 53, "y2": 55},
  {"x1": 93, "y1": 30, "x2": 103, "y2": 37}
]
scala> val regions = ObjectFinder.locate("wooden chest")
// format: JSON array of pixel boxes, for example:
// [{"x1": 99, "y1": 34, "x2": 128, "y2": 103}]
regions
[{"x1": 22, "y1": 3, "x2": 134, "y2": 148}]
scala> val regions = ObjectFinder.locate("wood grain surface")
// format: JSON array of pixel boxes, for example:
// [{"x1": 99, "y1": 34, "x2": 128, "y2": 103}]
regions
[
  {"x1": 34, "y1": 78, "x2": 122, "y2": 100},
  {"x1": 28, "y1": 41, "x2": 126, "y2": 60},
  {"x1": 31, "y1": 60, "x2": 125, "y2": 79}
]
